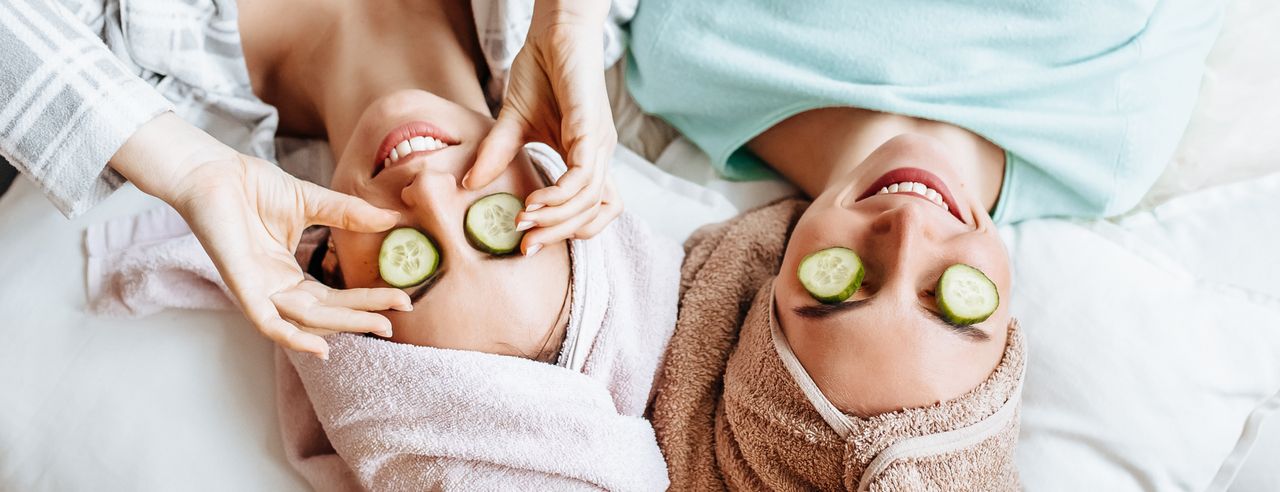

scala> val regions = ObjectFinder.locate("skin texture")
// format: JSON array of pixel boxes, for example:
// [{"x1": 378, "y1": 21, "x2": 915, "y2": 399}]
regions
[
  {"x1": 238, "y1": 0, "x2": 572, "y2": 359},
  {"x1": 752, "y1": 110, "x2": 1012, "y2": 416}
]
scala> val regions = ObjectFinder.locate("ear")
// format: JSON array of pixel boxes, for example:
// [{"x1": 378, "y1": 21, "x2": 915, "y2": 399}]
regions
[
  {"x1": 304, "y1": 228, "x2": 345, "y2": 289},
  {"x1": 321, "y1": 239, "x2": 345, "y2": 289}
]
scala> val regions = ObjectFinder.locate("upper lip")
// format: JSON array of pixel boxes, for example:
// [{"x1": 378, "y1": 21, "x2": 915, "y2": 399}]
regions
[
  {"x1": 855, "y1": 167, "x2": 966, "y2": 223},
  {"x1": 372, "y1": 121, "x2": 460, "y2": 176}
]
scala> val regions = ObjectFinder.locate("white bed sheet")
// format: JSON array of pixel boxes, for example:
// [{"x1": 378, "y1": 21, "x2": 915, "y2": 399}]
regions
[{"x1": 0, "y1": 181, "x2": 306, "y2": 490}]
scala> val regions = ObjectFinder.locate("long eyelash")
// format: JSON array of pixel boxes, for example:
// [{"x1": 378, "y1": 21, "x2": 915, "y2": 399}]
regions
[
  {"x1": 949, "y1": 323, "x2": 990, "y2": 341},
  {"x1": 407, "y1": 270, "x2": 444, "y2": 302}
]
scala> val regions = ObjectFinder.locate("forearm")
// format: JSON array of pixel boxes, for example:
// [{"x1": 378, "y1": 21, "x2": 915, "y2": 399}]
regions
[
  {"x1": 530, "y1": 0, "x2": 610, "y2": 30},
  {"x1": 108, "y1": 112, "x2": 235, "y2": 207},
  {"x1": 0, "y1": 0, "x2": 172, "y2": 217}
]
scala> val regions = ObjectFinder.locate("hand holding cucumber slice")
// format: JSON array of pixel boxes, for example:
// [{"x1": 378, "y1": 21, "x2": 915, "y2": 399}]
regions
[
  {"x1": 379, "y1": 228, "x2": 439, "y2": 288},
  {"x1": 936, "y1": 264, "x2": 999, "y2": 325},
  {"x1": 798, "y1": 247, "x2": 865, "y2": 304},
  {"x1": 465, "y1": 192, "x2": 525, "y2": 255}
]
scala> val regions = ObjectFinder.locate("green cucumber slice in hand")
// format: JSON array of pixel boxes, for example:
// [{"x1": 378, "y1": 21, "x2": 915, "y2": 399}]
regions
[
  {"x1": 797, "y1": 247, "x2": 865, "y2": 304},
  {"x1": 936, "y1": 264, "x2": 999, "y2": 325},
  {"x1": 465, "y1": 192, "x2": 525, "y2": 255},
  {"x1": 378, "y1": 228, "x2": 439, "y2": 288}
]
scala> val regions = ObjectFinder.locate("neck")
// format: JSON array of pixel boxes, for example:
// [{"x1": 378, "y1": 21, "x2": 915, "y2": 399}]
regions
[
  {"x1": 747, "y1": 107, "x2": 1005, "y2": 212},
  {"x1": 240, "y1": 0, "x2": 488, "y2": 156}
]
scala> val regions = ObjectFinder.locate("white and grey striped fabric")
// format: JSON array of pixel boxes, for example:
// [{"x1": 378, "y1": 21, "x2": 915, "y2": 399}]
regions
[{"x1": 0, "y1": 0, "x2": 277, "y2": 218}]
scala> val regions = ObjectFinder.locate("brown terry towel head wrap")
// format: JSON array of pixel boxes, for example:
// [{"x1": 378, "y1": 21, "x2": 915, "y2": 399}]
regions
[{"x1": 653, "y1": 198, "x2": 1025, "y2": 491}]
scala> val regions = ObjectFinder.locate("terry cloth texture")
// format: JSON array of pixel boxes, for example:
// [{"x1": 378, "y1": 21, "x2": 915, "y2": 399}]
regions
[{"x1": 652, "y1": 198, "x2": 1025, "y2": 490}]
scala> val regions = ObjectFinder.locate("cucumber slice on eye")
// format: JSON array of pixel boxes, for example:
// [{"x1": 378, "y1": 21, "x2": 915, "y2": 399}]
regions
[
  {"x1": 378, "y1": 228, "x2": 439, "y2": 288},
  {"x1": 936, "y1": 264, "x2": 999, "y2": 325},
  {"x1": 797, "y1": 247, "x2": 865, "y2": 304},
  {"x1": 464, "y1": 192, "x2": 525, "y2": 255}
]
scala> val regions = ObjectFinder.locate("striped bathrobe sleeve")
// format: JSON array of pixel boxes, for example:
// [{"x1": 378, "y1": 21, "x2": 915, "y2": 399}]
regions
[{"x1": 0, "y1": 0, "x2": 172, "y2": 217}]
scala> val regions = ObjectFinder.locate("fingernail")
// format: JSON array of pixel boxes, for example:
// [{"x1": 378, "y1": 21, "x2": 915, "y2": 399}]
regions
[
  {"x1": 526, "y1": 203, "x2": 544, "y2": 212},
  {"x1": 378, "y1": 329, "x2": 393, "y2": 338},
  {"x1": 461, "y1": 172, "x2": 473, "y2": 189},
  {"x1": 516, "y1": 220, "x2": 535, "y2": 232},
  {"x1": 392, "y1": 303, "x2": 413, "y2": 312},
  {"x1": 318, "y1": 351, "x2": 330, "y2": 361},
  {"x1": 525, "y1": 243, "x2": 542, "y2": 256}
]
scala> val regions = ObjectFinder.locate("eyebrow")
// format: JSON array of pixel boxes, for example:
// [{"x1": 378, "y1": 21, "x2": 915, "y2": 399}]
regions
[
  {"x1": 791, "y1": 298, "x2": 990, "y2": 343},
  {"x1": 407, "y1": 269, "x2": 447, "y2": 303}
]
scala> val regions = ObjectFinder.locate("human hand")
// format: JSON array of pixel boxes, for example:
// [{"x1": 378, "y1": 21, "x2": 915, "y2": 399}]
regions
[
  {"x1": 111, "y1": 113, "x2": 411, "y2": 359},
  {"x1": 465, "y1": 1, "x2": 622, "y2": 256}
]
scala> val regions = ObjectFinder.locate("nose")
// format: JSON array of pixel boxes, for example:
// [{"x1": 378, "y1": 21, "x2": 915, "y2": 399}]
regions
[
  {"x1": 399, "y1": 169, "x2": 465, "y2": 247},
  {"x1": 868, "y1": 200, "x2": 933, "y2": 240},
  {"x1": 401, "y1": 168, "x2": 459, "y2": 210},
  {"x1": 866, "y1": 202, "x2": 935, "y2": 284}
]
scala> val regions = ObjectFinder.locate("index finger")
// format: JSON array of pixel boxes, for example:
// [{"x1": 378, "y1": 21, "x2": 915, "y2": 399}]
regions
[
  {"x1": 464, "y1": 115, "x2": 526, "y2": 190},
  {"x1": 244, "y1": 296, "x2": 331, "y2": 359}
]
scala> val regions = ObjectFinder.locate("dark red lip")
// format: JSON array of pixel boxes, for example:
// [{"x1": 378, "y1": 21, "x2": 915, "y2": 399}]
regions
[
  {"x1": 372, "y1": 121, "x2": 459, "y2": 176},
  {"x1": 856, "y1": 167, "x2": 966, "y2": 223}
]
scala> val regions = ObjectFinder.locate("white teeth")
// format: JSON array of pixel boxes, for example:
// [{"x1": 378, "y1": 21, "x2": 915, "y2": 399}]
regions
[
  {"x1": 874, "y1": 181, "x2": 950, "y2": 213},
  {"x1": 409, "y1": 137, "x2": 429, "y2": 152},
  {"x1": 389, "y1": 136, "x2": 451, "y2": 164}
]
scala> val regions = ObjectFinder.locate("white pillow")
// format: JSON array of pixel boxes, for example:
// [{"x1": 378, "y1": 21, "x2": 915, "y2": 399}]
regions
[
  {"x1": 1142, "y1": 0, "x2": 1280, "y2": 207},
  {"x1": 1004, "y1": 174, "x2": 1280, "y2": 490}
]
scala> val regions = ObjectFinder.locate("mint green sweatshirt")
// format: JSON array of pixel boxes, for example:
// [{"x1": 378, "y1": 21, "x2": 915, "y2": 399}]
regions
[{"x1": 627, "y1": 0, "x2": 1223, "y2": 223}]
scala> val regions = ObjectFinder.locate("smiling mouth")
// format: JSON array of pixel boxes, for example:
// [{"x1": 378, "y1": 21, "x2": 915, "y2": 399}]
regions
[
  {"x1": 372, "y1": 121, "x2": 460, "y2": 176},
  {"x1": 855, "y1": 167, "x2": 966, "y2": 223}
]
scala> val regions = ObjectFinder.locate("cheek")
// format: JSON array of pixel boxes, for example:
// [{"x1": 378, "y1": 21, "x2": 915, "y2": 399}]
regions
[{"x1": 332, "y1": 230, "x2": 385, "y2": 288}]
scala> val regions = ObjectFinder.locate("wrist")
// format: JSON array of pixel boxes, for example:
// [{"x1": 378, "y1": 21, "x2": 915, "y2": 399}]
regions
[
  {"x1": 109, "y1": 112, "x2": 238, "y2": 206},
  {"x1": 531, "y1": 0, "x2": 610, "y2": 30}
]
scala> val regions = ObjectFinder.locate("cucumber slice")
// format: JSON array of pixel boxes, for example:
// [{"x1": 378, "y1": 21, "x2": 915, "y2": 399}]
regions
[
  {"x1": 465, "y1": 192, "x2": 525, "y2": 255},
  {"x1": 378, "y1": 228, "x2": 439, "y2": 288},
  {"x1": 797, "y1": 247, "x2": 865, "y2": 304},
  {"x1": 936, "y1": 264, "x2": 999, "y2": 325}
]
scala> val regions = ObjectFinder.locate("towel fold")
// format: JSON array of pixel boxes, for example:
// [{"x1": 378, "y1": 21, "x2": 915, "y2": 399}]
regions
[
  {"x1": 277, "y1": 334, "x2": 670, "y2": 491},
  {"x1": 653, "y1": 198, "x2": 1024, "y2": 490},
  {"x1": 84, "y1": 205, "x2": 232, "y2": 317}
]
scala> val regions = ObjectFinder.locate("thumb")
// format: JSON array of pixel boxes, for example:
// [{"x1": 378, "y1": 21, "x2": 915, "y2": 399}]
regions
[
  {"x1": 464, "y1": 114, "x2": 526, "y2": 190},
  {"x1": 300, "y1": 180, "x2": 399, "y2": 232}
]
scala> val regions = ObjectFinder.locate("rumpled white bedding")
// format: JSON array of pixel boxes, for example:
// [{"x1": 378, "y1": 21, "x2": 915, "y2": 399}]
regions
[{"x1": 1, "y1": 0, "x2": 1278, "y2": 490}]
